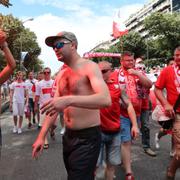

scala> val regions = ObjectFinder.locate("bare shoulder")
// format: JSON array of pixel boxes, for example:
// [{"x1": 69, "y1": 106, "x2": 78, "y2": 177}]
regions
[
  {"x1": 79, "y1": 58, "x2": 100, "y2": 74},
  {"x1": 80, "y1": 58, "x2": 98, "y2": 66},
  {"x1": 56, "y1": 68, "x2": 69, "y2": 80}
]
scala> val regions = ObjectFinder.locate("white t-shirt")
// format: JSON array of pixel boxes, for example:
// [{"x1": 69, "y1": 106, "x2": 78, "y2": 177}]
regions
[
  {"x1": 25, "y1": 79, "x2": 38, "y2": 98},
  {"x1": 10, "y1": 81, "x2": 27, "y2": 103},
  {"x1": 35, "y1": 79, "x2": 54, "y2": 108}
]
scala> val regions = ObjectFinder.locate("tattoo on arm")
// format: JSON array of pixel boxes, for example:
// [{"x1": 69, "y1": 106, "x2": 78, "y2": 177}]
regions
[{"x1": 121, "y1": 89, "x2": 130, "y2": 106}]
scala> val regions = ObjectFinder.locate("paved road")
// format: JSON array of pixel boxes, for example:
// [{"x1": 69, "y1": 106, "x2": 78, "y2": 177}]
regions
[{"x1": 0, "y1": 110, "x2": 180, "y2": 180}]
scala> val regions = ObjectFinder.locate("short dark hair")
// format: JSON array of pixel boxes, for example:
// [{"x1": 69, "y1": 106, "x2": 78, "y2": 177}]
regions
[
  {"x1": 121, "y1": 51, "x2": 134, "y2": 61},
  {"x1": 38, "y1": 71, "x2": 44, "y2": 75},
  {"x1": 166, "y1": 57, "x2": 174, "y2": 65},
  {"x1": 43, "y1": 67, "x2": 51, "y2": 73}
]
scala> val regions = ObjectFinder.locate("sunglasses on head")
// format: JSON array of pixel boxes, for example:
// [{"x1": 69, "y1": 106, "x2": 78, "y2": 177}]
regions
[
  {"x1": 52, "y1": 41, "x2": 71, "y2": 50},
  {"x1": 101, "y1": 69, "x2": 111, "y2": 74},
  {"x1": 44, "y1": 71, "x2": 50, "y2": 74}
]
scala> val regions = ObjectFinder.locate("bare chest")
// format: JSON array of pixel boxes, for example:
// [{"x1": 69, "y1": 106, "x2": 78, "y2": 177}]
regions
[{"x1": 58, "y1": 71, "x2": 89, "y2": 95}]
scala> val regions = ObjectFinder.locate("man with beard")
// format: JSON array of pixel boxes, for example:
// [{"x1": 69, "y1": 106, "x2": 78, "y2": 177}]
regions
[
  {"x1": 32, "y1": 31, "x2": 111, "y2": 180},
  {"x1": 118, "y1": 51, "x2": 152, "y2": 179}
]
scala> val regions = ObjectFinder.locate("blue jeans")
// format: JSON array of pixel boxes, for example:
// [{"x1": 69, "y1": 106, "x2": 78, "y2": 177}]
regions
[
  {"x1": 120, "y1": 116, "x2": 132, "y2": 143},
  {"x1": 140, "y1": 110, "x2": 150, "y2": 149},
  {"x1": 97, "y1": 131, "x2": 121, "y2": 166}
]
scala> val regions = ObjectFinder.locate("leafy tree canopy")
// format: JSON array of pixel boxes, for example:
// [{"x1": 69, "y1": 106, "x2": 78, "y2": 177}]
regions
[
  {"x1": 0, "y1": 14, "x2": 43, "y2": 73},
  {"x1": 92, "y1": 12, "x2": 180, "y2": 69}
]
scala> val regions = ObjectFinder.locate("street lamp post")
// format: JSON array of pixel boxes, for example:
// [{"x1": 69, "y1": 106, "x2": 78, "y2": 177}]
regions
[{"x1": 19, "y1": 18, "x2": 34, "y2": 70}]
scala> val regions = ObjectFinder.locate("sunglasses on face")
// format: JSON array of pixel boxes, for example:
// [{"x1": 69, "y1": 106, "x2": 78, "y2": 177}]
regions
[
  {"x1": 101, "y1": 69, "x2": 111, "y2": 74},
  {"x1": 52, "y1": 41, "x2": 71, "y2": 50},
  {"x1": 44, "y1": 71, "x2": 50, "y2": 74},
  {"x1": 138, "y1": 67, "x2": 146, "y2": 70}
]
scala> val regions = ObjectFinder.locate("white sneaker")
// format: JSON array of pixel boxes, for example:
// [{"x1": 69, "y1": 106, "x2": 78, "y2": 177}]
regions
[
  {"x1": 155, "y1": 133, "x2": 160, "y2": 149},
  {"x1": 60, "y1": 127, "x2": 65, "y2": 135},
  {"x1": 13, "y1": 126, "x2": 17, "y2": 133},
  {"x1": 95, "y1": 165, "x2": 105, "y2": 179},
  {"x1": 17, "y1": 128, "x2": 22, "y2": 134}
]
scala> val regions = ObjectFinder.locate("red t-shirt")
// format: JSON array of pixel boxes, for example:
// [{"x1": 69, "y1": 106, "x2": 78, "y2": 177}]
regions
[
  {"x1": 100, "y1": 71, "x2": 121, "y2": 132},
  {"x1": 118, "y1": 68, "x2": 142, "y2": 117},
  {"x1": 149, "y1": 90, "x2": 157, "y2": 111},
  {"x1": 141, "y1": 97, "x2": 149, "y2": 110},
  {"x1": 155, "y1": 66, "x2": 180, "y2": 112}
]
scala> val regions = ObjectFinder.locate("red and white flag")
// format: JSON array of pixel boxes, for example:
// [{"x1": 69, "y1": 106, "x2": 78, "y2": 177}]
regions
[{"x1": 112, "y1": 21, "x2": 128, "y2": 38}]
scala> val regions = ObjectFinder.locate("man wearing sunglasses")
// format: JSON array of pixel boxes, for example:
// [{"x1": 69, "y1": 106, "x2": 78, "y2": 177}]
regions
[
  {"x1": 34, "y1": 67, "x2": 54, "y2": 149},
  {"x1": 96, "y1": 61, "x2": 138, "y2": 180},
  {"x1": 32, "y1": 31, "x2": 111, "y2": 180}
]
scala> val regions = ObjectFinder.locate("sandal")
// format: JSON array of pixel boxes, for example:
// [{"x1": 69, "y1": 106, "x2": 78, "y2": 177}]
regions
[{"x1": 43, "y1": 144, "x2": 49, "y2": 149}]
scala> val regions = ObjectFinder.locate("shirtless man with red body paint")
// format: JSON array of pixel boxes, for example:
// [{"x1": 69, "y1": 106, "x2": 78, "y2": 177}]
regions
[{"x1": 32, "y1": 31, "x2": 111, "y2": 180}]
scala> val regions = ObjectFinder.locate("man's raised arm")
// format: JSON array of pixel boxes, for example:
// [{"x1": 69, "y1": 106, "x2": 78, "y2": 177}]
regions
[{"x1": 0, "y1": 30, "x2": 16, "y2": 85}]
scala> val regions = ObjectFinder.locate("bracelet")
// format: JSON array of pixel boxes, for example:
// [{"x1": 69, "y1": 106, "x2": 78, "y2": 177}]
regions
[{"x1": 0, "y1": 44, "x2": 8, "y2": 50}]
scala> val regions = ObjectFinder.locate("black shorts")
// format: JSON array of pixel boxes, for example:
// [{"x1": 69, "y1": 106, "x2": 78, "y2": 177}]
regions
[
  {"x1": 63, "y1": 126, "x2": 101, "y2": 180},
  {"x1": 158, "y1": 119, "x2": 173, "y2": 130}
]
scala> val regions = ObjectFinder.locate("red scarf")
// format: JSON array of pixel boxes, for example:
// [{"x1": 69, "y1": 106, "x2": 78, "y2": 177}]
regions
[
  {"x1": 118, "y1": 67, "x2": 142, "y2": 115},
  {"x1": 173, "y1": 64, "x2": 180, "y2": 94}
]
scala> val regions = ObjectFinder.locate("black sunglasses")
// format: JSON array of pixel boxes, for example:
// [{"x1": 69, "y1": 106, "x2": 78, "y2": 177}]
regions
[
  {"x1": 52, "y1": 41, "x2": 71, "y2": 50},
  {"x1": 101, "y1": 69, "x2": 111, "y2": 74},
  {"x1": 138, "y1": 67, "x2": 146, "y2": 70},
  {"x1": 44, "y1": 71, "x2": 50, "y2": 74}
]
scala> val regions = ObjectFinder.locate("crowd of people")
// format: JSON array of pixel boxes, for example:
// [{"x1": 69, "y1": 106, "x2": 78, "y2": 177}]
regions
[{"x1": 0, "y1": 28, "x2": 180, "y2": 180}]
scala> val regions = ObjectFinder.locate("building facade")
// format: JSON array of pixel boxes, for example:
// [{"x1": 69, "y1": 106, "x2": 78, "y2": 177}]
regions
[
  {"x1": 125, "y1": 0, "x2": 180, "y2": 37},
  {"x1": 172, "y1": 0, "x2": 180, "y2": 11},
  {"x1": 88, "y1": 0, "x2": 179, "y2": 53}
]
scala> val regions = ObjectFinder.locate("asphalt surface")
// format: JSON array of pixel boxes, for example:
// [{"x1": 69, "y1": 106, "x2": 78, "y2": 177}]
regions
[{"x1": 0, "y1": 110, "x2": 180, "y2": 180}]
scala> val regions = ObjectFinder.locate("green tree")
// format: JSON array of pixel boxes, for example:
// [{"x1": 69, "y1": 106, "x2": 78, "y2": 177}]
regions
[
  {"x1": 0, "y1": 14, "x2": 43, "y2": 72},
  {"x1": 91, "y1": 32, "x2": 146, "y2": 68},
  {"x1": 144, "y1": 12, "x2": 180, "y2": 58},
  {"x1": 16, "y1": 28, "x2": 41, "y2": 71},
  {"x1": 116, "y1": 31, "x2": 146, "y2": 59}
]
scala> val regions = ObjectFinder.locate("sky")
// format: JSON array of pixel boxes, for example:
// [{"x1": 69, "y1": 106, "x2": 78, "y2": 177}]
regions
[{"x1": 0, "y1": 0, "x2": 149, "y2": 74}]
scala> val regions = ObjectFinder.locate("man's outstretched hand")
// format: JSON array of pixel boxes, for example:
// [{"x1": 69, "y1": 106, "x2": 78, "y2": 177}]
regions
[{"x1": 32, "y1": 138, "x2": 44, "y2": 159}]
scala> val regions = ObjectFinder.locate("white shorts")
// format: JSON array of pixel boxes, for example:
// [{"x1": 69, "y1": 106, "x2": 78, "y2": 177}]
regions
[{"x1": 13, "y1": 102, "x2": 25, "y2": 116}]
